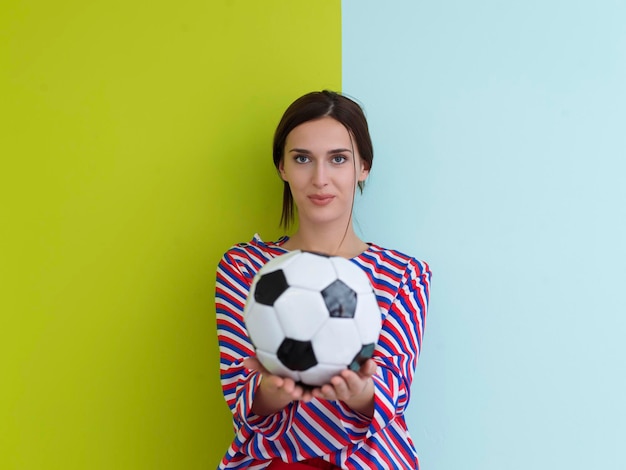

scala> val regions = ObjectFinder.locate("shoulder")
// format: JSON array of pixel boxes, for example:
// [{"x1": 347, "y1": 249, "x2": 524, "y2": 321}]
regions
[
  {"x1": 360, "y1": 244, "x2": 432, "y2": 312},
  {"x1": 359, "y1": 243, "x2": 431, "y2": 280},
  {"x1": 219, "y1": 233, "x2": 290, "y2": 279}
]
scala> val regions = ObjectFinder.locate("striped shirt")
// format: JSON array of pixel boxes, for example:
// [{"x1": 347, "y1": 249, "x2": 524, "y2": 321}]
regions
[{"x1": 215, "y1": 234, "x2": 431, "y2": 469}]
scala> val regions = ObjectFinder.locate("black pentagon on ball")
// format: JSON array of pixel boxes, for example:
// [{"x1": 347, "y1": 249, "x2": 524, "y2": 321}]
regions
[
  {"x1": 254, "y1": 270, "x2": 289, "y2": 306},
  {"x1": 348, "y1": 343, "x2": 376, "y2": 371},
  {"x1": 277, "y1": 338, "x2": 317, "y2": 371},
  {"x1": 321, "y1": 279, "x2": 357, "y2": 318}
]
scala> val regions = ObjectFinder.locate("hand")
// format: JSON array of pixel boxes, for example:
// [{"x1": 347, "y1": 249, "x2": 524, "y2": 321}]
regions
[
  {"x1": 312, "y1": 359, "x2": 377, "y2": 416},
  {"x1": 243, "y1": 357, "x2": 315, "y2": 415}
]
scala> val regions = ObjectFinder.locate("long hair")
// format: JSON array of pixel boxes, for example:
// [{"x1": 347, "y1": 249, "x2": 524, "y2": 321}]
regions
[{"x1": 273, "y1": 90, "x2": 373, "y2": 229}]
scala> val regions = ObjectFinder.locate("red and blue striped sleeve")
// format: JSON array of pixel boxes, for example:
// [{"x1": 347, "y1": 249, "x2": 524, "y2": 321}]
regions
[
  {"x1": 367, "y1": 257, "x2": 431, "y2": 437},
  {"x1": 216, "y1": 250, "x2": 293, "y2": 441}
]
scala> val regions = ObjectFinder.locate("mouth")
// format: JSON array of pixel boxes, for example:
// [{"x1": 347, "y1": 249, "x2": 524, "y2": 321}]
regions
[{"x1": 308, "y1": 195, "x2": 335, "y2": 206}]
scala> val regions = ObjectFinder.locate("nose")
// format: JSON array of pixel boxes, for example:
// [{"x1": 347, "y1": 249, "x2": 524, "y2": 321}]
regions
[{"x1": 312, "y1": 162, "x2": 328, "y2": 188}]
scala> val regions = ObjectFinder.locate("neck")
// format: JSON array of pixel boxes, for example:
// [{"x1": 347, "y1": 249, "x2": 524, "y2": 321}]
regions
[{"x1": 285, "y1": 219, "x2": 367, "y2": 258}]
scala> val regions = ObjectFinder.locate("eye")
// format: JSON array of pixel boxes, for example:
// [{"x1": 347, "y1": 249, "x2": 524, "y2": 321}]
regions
[
  {"x1": 294, "y1": 155, "x2": 310, "y2": 164},
  {"x1": 331, "y1": 155, "x2": 348, "y2": 164}
]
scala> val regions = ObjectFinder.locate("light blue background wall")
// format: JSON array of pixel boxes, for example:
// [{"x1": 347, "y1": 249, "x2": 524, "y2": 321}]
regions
[{"x1": 343, "y1": 1, "x2": 626, "y2": 468}]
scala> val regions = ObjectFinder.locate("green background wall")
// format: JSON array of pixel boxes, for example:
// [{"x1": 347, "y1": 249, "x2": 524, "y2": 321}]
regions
[{"x1": 0, "y1": 1, "x2": 341, "y2": 468}]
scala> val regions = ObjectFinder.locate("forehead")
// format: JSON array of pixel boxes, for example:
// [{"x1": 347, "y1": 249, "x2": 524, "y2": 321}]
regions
[{"x1": 286, "y1": 117, "x2": 352, "y2": 148}]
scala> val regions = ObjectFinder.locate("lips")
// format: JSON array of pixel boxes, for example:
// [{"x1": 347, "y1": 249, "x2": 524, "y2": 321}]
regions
[{"x1": 308, "y1": 194, "x2": 335, "y2": 206}]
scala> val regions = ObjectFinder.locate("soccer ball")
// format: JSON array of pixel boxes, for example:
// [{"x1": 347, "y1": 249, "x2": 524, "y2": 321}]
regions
[{"x1": 243, "y1": 250, "x2": 382, "y2": 387}]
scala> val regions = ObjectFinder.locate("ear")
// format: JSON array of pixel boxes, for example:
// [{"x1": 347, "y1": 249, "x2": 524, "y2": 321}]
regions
[
  {"x1": 278, "y1": 160, "x2": 287, "y2": 181},
  {"x1": 358, "y1": 165, "x2": 370, "y2": 183}
]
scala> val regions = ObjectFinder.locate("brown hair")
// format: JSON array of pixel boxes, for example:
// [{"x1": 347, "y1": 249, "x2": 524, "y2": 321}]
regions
[{"x1": 273, "y1": 90, "x2": 374, "y2": 229}]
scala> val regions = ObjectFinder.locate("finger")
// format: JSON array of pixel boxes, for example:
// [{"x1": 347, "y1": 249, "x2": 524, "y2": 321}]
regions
[
  {"x1": 300, "y1": 388, "x2": 315, "y2": 402},
  {"x1": 331, "y1": 376, "x2": 351, "y2": 401},
  {"x1": 358, "y1": 359, "x2": 377, "y2": 377},
  {"x1": 280, "y1": 378, "x2": 295, "y2": 394},
  {"x1": 314, "y1": 383, "x2": 337, "y2": 401},
  {"x1": 288, "y1": 384, "x2": 303, "y2": 400},
  {"x1": 340, "y1": 369, "x2": 361, "y2": 390}
]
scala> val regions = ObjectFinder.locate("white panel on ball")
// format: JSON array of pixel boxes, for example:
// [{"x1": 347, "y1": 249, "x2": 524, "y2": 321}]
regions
[
  {"x1": 312, "y1": 320, "x2": 362, "y2": 365},
  {"x1": 282, "y1": 252, "x2": 337, "y2": 290},
  {"x1": 329, "y1": 257, "x2": 374, "y2": 294},
  {"x1": 255, "y1": 250, "x2": 300, "y2": 276},
  {"x1": 274, "y1": 289, "x2": 328, "y2": 340},
  {"x1": 245, "y1": 301, "x2": 285, "y2": 354},
  {"x1": 300, "y1": 363, "x2": 345, "y2": 387},
  {"x1": 353, "y1": 291, "x2": 382, "y2": 344}
]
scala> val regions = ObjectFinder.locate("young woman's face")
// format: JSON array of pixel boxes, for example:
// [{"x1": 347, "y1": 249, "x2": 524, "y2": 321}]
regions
[{"x1": 279, "y1": 116, "x2": 369, "y2": 227}]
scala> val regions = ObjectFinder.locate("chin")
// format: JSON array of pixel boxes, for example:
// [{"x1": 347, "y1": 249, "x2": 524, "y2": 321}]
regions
[{"x1": 303, "y1": 212, "x2": 349, "y2": 226}]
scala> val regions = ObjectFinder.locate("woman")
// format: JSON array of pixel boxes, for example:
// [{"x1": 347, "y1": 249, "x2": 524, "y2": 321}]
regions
[{"x1": 215, "y1": 91, "x2": 431, "y2": 469}]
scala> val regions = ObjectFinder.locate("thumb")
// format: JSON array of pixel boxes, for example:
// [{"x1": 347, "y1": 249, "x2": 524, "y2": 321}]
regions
[
  {"x1": 360, "y1": 359, "x2": 378, "y2": 377},
  {"x1": 242, "y1": 356, "x2": 262, "y2": 372},
  {"x1": 243, "y1": 356, "x2": 272, "y2": 376}
]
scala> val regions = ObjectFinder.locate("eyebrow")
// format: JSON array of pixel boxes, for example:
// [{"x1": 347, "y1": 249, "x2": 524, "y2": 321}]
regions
[{"x1": 288, "y1": 148, "x2": 353, "y2": 154}]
